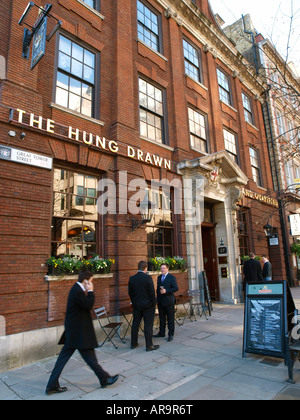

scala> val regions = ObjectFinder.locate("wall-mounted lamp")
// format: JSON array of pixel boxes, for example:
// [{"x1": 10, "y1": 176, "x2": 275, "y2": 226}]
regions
[
  {"x1": 130, "y1": 200, "x2": 155, "y2": 232},
  {"x1": 263, "y1": 221, "x2": 274, "y2": 237}
]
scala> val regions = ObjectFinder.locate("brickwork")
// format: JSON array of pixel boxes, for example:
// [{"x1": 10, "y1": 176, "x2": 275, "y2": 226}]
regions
[{"x1": 0, "y1": 0, "x2": 286, "y2": 336}]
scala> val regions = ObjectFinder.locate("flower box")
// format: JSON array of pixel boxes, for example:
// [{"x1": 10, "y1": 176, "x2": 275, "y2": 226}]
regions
[
  {"x1": 148, "y1": 256, "x2": 187, "y2": 272},
  {"x1": 46, "y1": 255, "x2": 115, "y2": 277}
]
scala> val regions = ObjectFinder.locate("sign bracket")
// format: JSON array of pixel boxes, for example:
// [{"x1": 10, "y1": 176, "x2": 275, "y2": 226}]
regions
[{"x1": 18, "y1": 2, "x2": 62, "y2": 68}]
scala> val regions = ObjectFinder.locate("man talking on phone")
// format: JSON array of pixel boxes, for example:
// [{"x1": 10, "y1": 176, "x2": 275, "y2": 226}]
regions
[{"x1": 46, "y1": 271, "x2": 119, "y2": 395}]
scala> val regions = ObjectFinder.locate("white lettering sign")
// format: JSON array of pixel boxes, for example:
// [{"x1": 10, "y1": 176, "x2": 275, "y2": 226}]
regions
[{"x1": 0, "y1": 145, "x2": 53, "y2": 170}]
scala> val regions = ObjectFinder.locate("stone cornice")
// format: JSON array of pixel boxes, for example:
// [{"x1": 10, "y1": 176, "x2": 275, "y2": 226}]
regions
[{"x1": 157, "y1": 0, "x2": 267, "y2": 96}]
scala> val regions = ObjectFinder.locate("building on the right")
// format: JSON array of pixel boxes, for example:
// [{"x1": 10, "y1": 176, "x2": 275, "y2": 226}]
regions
[{"x1": 223, "y1": 14, "x2": 300, "y2": 285}]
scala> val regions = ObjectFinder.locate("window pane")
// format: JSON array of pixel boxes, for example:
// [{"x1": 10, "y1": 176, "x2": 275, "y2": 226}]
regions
[
  {"x1": 59, "y1": 35, "x2": 71, "y2": 55},
  {"x1": 56, "y1": 87, "x2": 68, "y2": 108},
  {"x1": 58, "y1": 52, "x2": 71, "y2": 72}
]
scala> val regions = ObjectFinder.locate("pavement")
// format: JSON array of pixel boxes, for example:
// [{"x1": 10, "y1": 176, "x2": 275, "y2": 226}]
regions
[{"x1": 1, "y1": 288, "x2": 300, "y2": 401}]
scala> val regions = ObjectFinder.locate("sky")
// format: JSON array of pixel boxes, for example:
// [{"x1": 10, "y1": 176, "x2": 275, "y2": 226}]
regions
[{"x1": 209, "y1": 0, "x2": 300, "y2": 72}]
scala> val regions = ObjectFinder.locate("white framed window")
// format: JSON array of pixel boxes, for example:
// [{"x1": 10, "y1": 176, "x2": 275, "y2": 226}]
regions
[
  {"x1": 188, "y1": 107, "x2": 208, "y2": 153},
  {"x1": 139, "y1": 78, "x2": 165, "y2": 144}
]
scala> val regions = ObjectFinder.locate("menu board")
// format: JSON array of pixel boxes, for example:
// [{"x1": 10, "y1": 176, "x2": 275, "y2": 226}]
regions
[
  {"x1": 248, "y1": 299, "x2": 283, "y2": 354},
  {"x1": 243, "y1": 281, "x2": 298, "y2": 383},
  {"x1": 243, "y1": 282, "x2": 290, "y2": 359}
]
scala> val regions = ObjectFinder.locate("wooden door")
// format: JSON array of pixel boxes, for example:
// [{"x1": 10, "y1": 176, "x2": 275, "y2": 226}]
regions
[{"x1": 202, "y1": 226, "x2": 219, "y2": 300}]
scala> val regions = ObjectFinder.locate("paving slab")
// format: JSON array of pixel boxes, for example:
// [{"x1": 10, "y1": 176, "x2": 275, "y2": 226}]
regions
[{"x1": 1, "y1": 287, "x2": 300, "y2": 400}]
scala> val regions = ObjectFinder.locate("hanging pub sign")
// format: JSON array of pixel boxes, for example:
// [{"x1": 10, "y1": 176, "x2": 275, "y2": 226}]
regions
[
  {"x1": 19, "y1": 2, "x2": 62, "y2": 69},
  {"x1": 31, "y1": 16, "x2": 47, "y2": 69}
]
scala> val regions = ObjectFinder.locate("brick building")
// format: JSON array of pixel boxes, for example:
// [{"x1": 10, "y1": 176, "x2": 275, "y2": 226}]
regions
[
  {"x1": 224, "y1": 14, "x2": 300, "y2": 285},
  {"x1": 0, "y1": 0, "x2": 287, "y2": 370}
]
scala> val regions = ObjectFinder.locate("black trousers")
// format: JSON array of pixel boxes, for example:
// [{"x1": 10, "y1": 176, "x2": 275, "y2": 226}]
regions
[
  {"x1": 157, "y1": 303, "x2": 175, "y2": 337},
  {"x1": 131, "y1": 306, "x2": 155, "y2": 349},
  {"x1": 46, "y1": 346, "x2": 109, "y2": 389}
]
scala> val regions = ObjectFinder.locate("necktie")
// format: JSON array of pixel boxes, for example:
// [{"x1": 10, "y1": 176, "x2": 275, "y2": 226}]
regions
[{"x1": 162, "y1": 275, "x2": 165, "y2": 283}]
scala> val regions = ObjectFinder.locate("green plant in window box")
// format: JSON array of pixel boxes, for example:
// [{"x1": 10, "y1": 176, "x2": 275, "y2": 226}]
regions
[
  {"x1": 148, "y1": 256, "x2": 187, "y2": 272},
  {"x1": 291, "y1": 243, "x2": 300, "y2": 257},
  {"x1": 47, "y1": 255, "x2": 115, "y2": 276},
  {"x1": 241, "y1": 255, "x2": 261, "y2": 265}
]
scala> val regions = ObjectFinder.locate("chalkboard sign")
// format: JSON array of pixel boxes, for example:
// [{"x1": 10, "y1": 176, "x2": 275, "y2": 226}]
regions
[
  {"x1": 202, "y1": 271, "x2": 213, "y2": 317},
  {"x1": 243, "y1": 281, "x2": 296, "y2": 382}
]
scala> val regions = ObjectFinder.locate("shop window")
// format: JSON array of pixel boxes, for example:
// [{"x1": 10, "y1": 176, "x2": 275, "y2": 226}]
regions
[
  {"x1": 146, "y1": 188, "x2": 174, "y2": 258},
  {"x1": 183, "y1": 39, "x2": 201, "y2": 83},
  {"x1": 51, "y1": 169, "x2": 98, "y2": 259},
  {"x1": 139, "y1": 78, "x2": 165, "y2": 144},
  {"x1": 188, "y1": 107, "x2": 208, "y2": 153},
  {"x1": 55, "y1": 35, "x2": 96, "y2": 118},
  {"x1": 137, "y1": 0, "x2": 161, "y2": 53},
  {"x1": 217, "y1": 68, "x2": 232, "y2": 106}
]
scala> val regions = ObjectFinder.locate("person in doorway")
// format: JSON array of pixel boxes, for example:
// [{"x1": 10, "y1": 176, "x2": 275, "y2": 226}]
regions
[
  {"x1": 46, "y1": 271, "x2": 119, "y2": 395},
  {"x1": 128, "y1": 261, "x2": 159, "y2": 352},
  {"x1": 154, "y1": 263, "x2": 178, "y2": 342},
  {"x1": 262, "y1": 255, "x2": 272, "y2": 281},
  {"x1": 242, "y1": 252, "x2": 263, "y2": 293}
]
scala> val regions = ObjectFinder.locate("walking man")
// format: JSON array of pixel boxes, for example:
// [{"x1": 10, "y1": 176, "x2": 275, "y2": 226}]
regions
[
  {"x1": 262, "y1": 255, "x2": 272, "y2": 281},
  {"x1": 46, "y1": 271, "x2": 119, "y2": 395},
  {"x1": 154, "y1": 263, "x2": 178, "y2": 342},
  {"x1": 128, "y1": 261, "x2": 159, "y2": 352}
]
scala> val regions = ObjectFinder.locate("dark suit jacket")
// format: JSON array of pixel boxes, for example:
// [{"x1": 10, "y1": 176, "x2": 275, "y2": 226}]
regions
[
  {"x1": 262, "y1": 261, "x2": 272, "y2": 279},
  {"x1": 157, "y1": 273, "x2": 179, "y2": 307},
  {"x1": 243, "y1": 258, "x2": 263, "y2": 286},
  {"x1": 128, "y1": 271, "x2": 156, "y2": 311},
  {"x1": 61, "y1": 283, "x2": 98, "y2": 350}
]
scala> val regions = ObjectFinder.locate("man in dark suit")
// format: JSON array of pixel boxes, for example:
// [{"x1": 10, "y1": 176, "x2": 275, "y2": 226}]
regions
[
  {"x1": 46, "y1": 271, "x2": 119, "y2": 395},
  {"x1": 262, "y1": 255, "x2": 272, "y2": 281},
  {"x1": 154, "y1": 263, "x2": 178, "y2": 342},
  {"x1": 128, "y1": 261, "x2": 159, "y2": 352},
  {"x1": 243, "y1": 252, "x2": 263, "y2": 293}
]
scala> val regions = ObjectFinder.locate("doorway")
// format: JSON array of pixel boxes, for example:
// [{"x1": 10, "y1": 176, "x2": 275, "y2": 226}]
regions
[{"x1": 202, "y1": 225, "x2": 219, "y2": 300}]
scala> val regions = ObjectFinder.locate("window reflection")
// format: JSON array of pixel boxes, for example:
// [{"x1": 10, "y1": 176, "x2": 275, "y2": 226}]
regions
[{"x1": 52, "y1": 169, "x2": 98, "y2": 259}]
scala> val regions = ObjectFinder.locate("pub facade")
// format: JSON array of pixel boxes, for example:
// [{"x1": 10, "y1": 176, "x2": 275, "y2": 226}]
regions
[{"x1": 0, "y1": 0, "x2": 286, "y2": 370}]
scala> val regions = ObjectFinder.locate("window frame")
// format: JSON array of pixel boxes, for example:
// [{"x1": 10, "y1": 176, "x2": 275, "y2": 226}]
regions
[
  {"x1": 188, "y1": 106, "x2": 209, "y2": 153},
  {"x1": 249, "y1": 147, "x2": 263, "y2": 187},
  {"x1": 139, "y1": 77, "x2": 167, "y2": 145},
  {"x1": 51, "y1": 168, "x2": 101, "y2": 259},
  {"x1": 81, "y1": 0, "x2": 100, "y2": 11},
  {"x1": 146, "y1": 187, "x2": 175, "y2": 259},
  {"x1": 242, "y1": 92, "x2": 254, "y2": 125},
  {"x1": 217, "y1": 68, "x2": 232, "y2": 106},
  {"x1": 54, "y1": 33, "x2": 100, "y2": 119},
  {"x1": 137, "y1": 0, "x2": 162, "y2": 54},
  {"x1": 223, "y1": 128, "x2": 239, "y2": 164},
  {"x1": 183, "y1": 38, "x2": 202, "y2": 83}
]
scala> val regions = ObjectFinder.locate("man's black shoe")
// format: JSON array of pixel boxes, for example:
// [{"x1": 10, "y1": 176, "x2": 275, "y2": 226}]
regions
[
  {"x1": 146, "y1": 345, "x2": 160, "y2": 352},
  {"x1": 46, "y1": 386, "x2": 68, "y2": 395},
  {"x1": 101, "y1": 375, "x2": 119, "y2": 388},
  {"x1": 131, "y1": 344, "x2": 138, "y2": 349},
  {"x1": 153, "y1": 333, "x2": 165, "y2": 338},
  {"x1": 168, "y1": 336, "x2": 174, "y2": 342}
]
